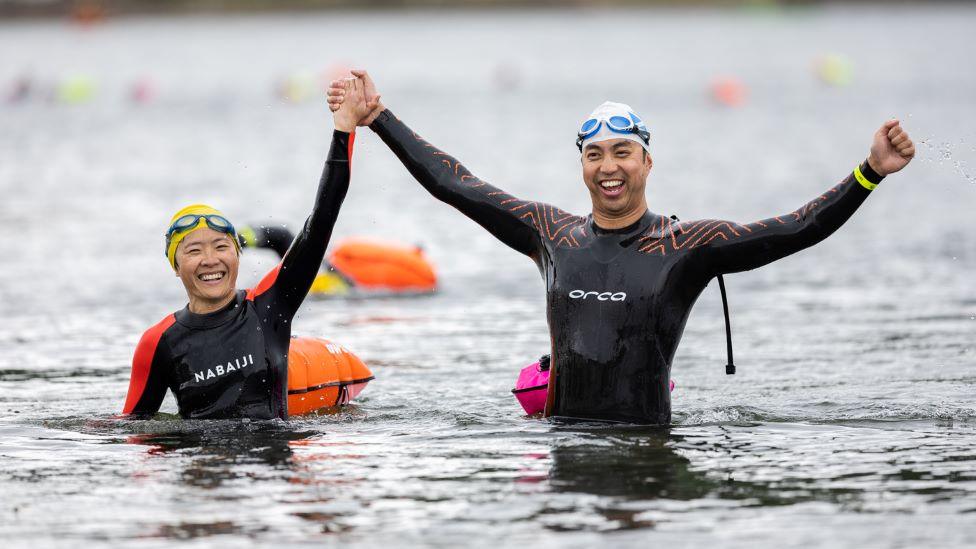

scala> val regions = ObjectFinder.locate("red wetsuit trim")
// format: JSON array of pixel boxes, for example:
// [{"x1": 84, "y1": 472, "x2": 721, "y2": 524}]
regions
[
  {"x1": 122, "y1": 314, "x2": 176, "y2": 415},
  {"x1": 348, "y1": 130, "x2": 356, "y2": 171},
  {"x1": 247, "y1": 265, "x2": 281, "y2": 301}
]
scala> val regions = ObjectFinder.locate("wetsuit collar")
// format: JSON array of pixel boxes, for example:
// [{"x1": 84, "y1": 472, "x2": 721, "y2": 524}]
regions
[
  {"x1": 175, "y1": 290, "x2": 247, "y2": 330},
  {"x1": 590, "y1": 210, "x2": 660, "y2": 236}
]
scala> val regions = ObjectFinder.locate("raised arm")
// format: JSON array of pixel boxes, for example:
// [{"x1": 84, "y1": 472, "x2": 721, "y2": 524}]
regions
[
  {"x1": 372, "y1": 110, "x2": 549, "y2": 256},
  {"x1": 645, "y1": 120, "x2": 914, "y2": 276},
  {"x1": 328, "y1": 71, "x2": 563, "y2": 258},
  {"x1": 248, "y1": 80, "x2": 367, "y2": 316},
  {"x1": 699, "y1": 160, "x2": 882, "y2": 275},
  {"x1": 247, "y1": 131, "x2": 351, "y2": 316}
]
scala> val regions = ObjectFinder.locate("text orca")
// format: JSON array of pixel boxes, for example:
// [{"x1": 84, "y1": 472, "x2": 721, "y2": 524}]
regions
[{"x1": 569, "y1": 290, "x2": 627, "y2": 302}]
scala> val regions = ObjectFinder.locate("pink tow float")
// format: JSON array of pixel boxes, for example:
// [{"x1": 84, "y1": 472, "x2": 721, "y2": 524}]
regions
[{"x1": 512, "y1": 355, "x2": 674, "y2": 416}]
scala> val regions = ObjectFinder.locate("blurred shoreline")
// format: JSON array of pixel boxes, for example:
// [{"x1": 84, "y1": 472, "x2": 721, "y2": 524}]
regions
[{"x1": 0, "y1": 0, "x2": 953, "y2": 20}]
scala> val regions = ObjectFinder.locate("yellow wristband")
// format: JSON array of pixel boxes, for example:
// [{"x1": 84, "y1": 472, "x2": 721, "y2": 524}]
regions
[{"x1": 854, "y1": 165, "x2": 878, "y2": 191}]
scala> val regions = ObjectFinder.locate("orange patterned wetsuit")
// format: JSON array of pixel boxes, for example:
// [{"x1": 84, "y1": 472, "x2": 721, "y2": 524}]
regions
[
  {"x1": 370, "y1": 110, "x2": 884, "y2": 424},
  {"x1": 122, "y1": 131, "x2": 354, "y2": 420}
]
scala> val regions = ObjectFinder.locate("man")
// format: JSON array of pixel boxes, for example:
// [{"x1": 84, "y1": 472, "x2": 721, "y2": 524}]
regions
[
  {"x1": 121, "y1": 78, "x2": 370, "y2": 420},
  {"x1": 328, "y1": 71, "x2": 914, "y2": 424}
]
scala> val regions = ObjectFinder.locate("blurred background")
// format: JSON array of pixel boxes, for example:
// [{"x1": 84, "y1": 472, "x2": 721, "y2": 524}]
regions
[
  {"x1": 1, "y1": 1, "x2": 974, "y2": 548},
  {"x1": 0, "y1": 0, "x2": 955, "y2": 18}
]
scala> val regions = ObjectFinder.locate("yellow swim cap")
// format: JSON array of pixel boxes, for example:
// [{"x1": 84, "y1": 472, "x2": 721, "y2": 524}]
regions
[{"x1": 165, "y1": 204, "x2": 240, "y2": 271}]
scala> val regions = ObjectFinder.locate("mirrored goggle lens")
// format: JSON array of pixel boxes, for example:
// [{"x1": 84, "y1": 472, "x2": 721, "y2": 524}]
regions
[
  {"x1": 607, "y1": 115, "x2": 633, "y2": 131},
  {"x1": 206, "y1": 215, "x2": 233, "y2": 232},
  {"x1": 579, "y1": 118, "x2": 600, "y2": 136},
  {"x1": 169, "y1": 214, "x2": 202, "y2": 235}
]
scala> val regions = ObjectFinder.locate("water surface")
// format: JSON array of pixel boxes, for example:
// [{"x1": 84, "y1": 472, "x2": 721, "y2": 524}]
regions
[{"x1": 1, "y1": 5, "x2": 975, "y2": 548}]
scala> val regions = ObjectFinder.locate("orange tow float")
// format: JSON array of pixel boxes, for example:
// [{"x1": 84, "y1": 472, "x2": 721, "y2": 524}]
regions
[
  {"x1": 313, "y1": 237, "x2": 437, "y2": 295},
  {"x1": 287, "y1": 337, "x2": 373, "y2": 416}
]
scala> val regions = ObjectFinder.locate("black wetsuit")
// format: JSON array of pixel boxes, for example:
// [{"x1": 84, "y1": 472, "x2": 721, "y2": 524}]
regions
[
  {"x1": 239, "y1": 224, "x2": 294, "y2": 258},
  {"x1": 122, "y1": 130, "x2": 354, "y2": 420},
  {"x1": 370, "y1": 110, "x2": 883, "y2": 425}
]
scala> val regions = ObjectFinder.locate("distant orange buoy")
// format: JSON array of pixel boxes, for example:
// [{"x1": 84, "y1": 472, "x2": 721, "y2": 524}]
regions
[
  {"x1": 70, "y1": 0, "x2": 105, "y2": 26},
  {"x1": 328, "y1": 238, "x2": 437, "y2": 293},
  {"x1": 287, "y1": 337, "x2": 373, "y2": 416},
  {"x1": 710, "y1": 77, "x2": 747, "y2": 107}
]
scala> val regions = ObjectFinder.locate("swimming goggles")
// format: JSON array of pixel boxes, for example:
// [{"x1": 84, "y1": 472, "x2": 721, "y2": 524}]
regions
[
  {"x1": 576, "y1": 112, "x2": 650, "y2": 151},
  {"x1": 164, "y1": 214, "x2": 237, "y2": 253}
]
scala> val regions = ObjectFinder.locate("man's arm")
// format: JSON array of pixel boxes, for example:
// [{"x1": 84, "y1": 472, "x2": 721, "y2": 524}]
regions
[
  {"x1": 368, "y1": 109, "x2": 555, "y2": 257},
  {"x1": 329, "y1": 71, "x2": 585, "y2": 256},
  {"x1": 647, "y1": 120, "x2": 914, "y2": 275},
  {"x1": 699, "y1": 160, "x2": 883, "y2": 275}
]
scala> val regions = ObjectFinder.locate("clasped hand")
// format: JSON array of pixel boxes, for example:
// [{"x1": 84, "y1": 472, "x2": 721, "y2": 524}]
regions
[{"x1": 329, "y1": 70, "x2": 384, "y2": 130}]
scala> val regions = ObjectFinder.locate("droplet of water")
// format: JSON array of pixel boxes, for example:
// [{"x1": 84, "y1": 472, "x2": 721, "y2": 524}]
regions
[{"x1": 936, "y1": 141, "x2": 954, "y2": 166}]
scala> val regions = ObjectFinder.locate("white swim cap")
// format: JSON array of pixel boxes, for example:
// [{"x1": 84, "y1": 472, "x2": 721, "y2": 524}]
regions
[{"x1": 577, "y1": 101, "x2": 651, "y2": 154}]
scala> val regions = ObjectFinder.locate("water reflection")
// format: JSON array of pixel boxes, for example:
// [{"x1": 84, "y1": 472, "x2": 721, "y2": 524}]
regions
[
  {"x1": 547, "y1": 426, "x2": 714, "y2": 501},
  {"x1": 542, "y1": 424, "x2": 883, "y2": 531},
  {"x1": 123, "y1": 421, "x2": 365, "y2": 538},
  {"x1": 126, "y1": 422, "x2": 315, "y2": 471}
]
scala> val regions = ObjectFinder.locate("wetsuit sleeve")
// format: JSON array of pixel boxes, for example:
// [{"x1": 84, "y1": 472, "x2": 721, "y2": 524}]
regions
[
  {"x1": 122, "y1": 315, "x2": 176, "y2": 418},
  {"x1": 697, "y1": 161, "x2": 884, "y2": 275},
  {"x1": 239, "y1": 224, "x2": 295, "y2": 258},
  {"x1": 369, "y1": 109, "x2": 545, "y2": 257},
  {"x1": 249, "y1": 131, "x2": 352, "y2": 315}
]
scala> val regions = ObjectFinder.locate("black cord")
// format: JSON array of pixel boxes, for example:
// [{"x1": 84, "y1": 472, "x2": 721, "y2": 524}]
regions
[{"x1": 718, "y1": 275, "x2": 736, "y2": 375}]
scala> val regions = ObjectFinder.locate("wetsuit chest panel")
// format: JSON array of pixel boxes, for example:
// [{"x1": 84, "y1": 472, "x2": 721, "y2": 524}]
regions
[
  {"x1": 167, "y1": 300, "x2": 274, "y2": 420},
  {"x1": 549, "y1": 250, "x2": 657, "y2": 362},
  {"x1": 544, "y1": 220, "x2": 681, "y2": 424}
]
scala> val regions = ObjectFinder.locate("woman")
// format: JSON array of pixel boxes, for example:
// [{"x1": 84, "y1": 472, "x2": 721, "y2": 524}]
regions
[{"x1": 121, "y1": 78, "x2": 373, "y2": 420}]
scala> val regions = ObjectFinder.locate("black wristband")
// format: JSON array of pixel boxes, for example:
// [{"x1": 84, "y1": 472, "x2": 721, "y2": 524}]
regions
[{"x1": 369, "y1": 109, "x2": 394, "y2": 130}]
